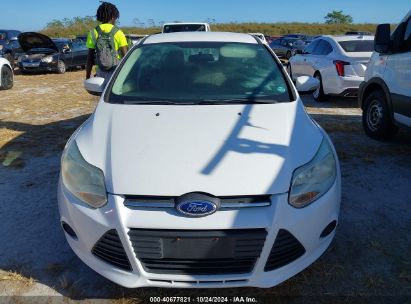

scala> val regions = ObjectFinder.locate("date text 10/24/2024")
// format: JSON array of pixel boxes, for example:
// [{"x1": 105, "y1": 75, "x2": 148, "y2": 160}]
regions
[{"x1": 149, "y1": 296, "x2": 258, "y2": 303}]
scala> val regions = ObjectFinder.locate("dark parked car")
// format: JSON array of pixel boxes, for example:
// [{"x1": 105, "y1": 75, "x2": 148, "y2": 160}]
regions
[
  {"x1": 0, "y1": 30, "x2": 22, "y2": 65},
  {"x1": 18, "y1": 32, "x2": 88, "y2": 74},
  {"x1": 0, "y1": 38, "x2": 24, "y2": 68},
  {"x1": 269, "y1": 38, "x2": 307, "y2": 59}
]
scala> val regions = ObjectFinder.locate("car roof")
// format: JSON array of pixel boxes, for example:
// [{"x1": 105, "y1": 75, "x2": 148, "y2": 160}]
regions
[
  {"x1": 323, "y1": 35, "x2": 374, "y2": 42},
  {"x1": 143, "y1": 32, "x2": 258, "y2": 44}
]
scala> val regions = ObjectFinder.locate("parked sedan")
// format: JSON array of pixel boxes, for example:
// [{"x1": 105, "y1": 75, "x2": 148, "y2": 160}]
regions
[
  {"x1": 59, "y1": 32, "x2": 341, "y2": 289},
  {"x1": 18, "y1": 32, "x2": 88, "y2": 74},
  {"x1": 269, "y1": 38, "x2": 306, "y2": 59},
  {"x1": 0, "y1": 57, "x2": 13, "y2": 90},
  {"x1": 288, "y1": 35, "x2": 374, "y2": 101},
  {"x1": 0, "y1": 38, "x2": 24, "y2": 68}
]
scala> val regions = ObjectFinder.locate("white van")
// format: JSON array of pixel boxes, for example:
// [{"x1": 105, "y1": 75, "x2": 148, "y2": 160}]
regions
[
  {"x1": 359, "y1": 10, "x2": 411, "y2": 140},
  {"x1": 162, "y1": 23, "x2": 210, "y2": 33}
]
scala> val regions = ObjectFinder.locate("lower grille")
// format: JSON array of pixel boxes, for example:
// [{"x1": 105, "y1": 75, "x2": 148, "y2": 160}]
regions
[
  {"x1": 264, "y1": 229, "x2": 306, "y2": 271},
  {"x1": 91, "y1": 230, "x2": 132, "y2": 271},
  {"x1": 128, "y1": 229, "x2": 267, "y2": 275}
]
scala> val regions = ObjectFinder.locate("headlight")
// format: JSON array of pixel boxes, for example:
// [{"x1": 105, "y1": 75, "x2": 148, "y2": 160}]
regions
[
  {"x1": 61, "y1": 141, "x2": 107, "y2": 208},
  {"x1": 18, "y1": 55, "x2": 29, "y2": 63},
  {"x1": 41, "y1": 56, "x2": 53, "y2": 63},
  {"x1": 289, "y1": 139, "x2": 336, "y2": 208}
]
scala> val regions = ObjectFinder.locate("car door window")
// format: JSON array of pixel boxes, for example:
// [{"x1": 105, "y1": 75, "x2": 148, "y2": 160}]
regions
[
  {"x1": 315, "y1": 40, "x2": 333, "y2": 55},
  {"x1": 403, "y1": 18, "x2": 411, "y2": 51},
  {"x1": 312, "y1": 40, "x2": 325, "y2": 55},
  {"x1": 304, "y1": 40, "x2": 319, "y2": 54}
]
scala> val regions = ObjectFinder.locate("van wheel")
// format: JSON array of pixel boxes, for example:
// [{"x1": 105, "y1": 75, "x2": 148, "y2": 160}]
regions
[
  {"x1": 313, "y1": 72, "x2": 326, "y2": 102},
  {"x1": 0, "y1": 65, "x2": 13, "y2": 90},
  {"x1": 57, "y1": 60, "x2": 66, "y2": 74},
  {"x1": 362, "y1": 90, "x2": 398, "y2": 140}
]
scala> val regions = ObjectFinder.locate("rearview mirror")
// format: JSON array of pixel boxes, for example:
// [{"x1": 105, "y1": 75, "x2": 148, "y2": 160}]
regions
[
  {"x1": 375, "y1": 24, "x2": 391, "y2": 53},
  {"x1": 84, "y1": 77, "x2": 105, "y2": 96},
  {"x1": 295, "y1": 76, "x2": 319, "y2": 94}
]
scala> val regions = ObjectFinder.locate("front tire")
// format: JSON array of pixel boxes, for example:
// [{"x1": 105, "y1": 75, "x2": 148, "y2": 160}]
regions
[
  {"x1": 0, "y1": 66, "x2": 13, "y2": 90},
  {"x1": 362, "y1": 90, "x2": 398, "y2": 140},
  {"x1": 57, "y1": 60, "x2": 66, "y2": 74},
  {"x1": 313, "y1": 72, "x2": 326, "y2": 102}
]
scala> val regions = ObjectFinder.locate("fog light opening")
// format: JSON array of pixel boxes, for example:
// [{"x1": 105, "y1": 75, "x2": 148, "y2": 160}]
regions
[
  {"x1": 320, "y1": 220, "x2": 337, "y2": 238},
  {"x1": 61, "y1": 221, "x2": 77, "y2": 239}
]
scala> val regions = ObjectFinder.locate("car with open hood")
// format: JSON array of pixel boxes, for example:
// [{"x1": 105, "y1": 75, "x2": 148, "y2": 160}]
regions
[
  {"x1": 58, "y1": 32, "x2": 341, "y2": 288},
  {"x1": 17, "y1": 32, "x2": 88, "y2": 74}
]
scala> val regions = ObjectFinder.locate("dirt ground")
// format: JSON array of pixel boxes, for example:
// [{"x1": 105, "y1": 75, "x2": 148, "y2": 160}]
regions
[{"x1": 0, "y1": 70, "x2": 410, "y2": 303}]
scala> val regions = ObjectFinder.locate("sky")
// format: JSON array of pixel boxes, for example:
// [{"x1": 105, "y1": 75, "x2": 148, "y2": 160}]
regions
[{"x1": 1, "y1": 0, "x2": 409, "y2": 31}]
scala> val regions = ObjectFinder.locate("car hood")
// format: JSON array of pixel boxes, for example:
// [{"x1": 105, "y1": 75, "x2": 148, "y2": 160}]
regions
[
  {"x1": 75, "y1": 100, "x2": 323, "y2": 196},
  {"x1": 18, "y1": 32, "x2": 58, "y2": 53}
]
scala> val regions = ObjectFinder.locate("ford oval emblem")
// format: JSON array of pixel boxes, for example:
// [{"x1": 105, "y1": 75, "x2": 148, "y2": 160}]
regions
[{"x1": 176, "y1": 200, "x2": 217, "y2": 217}]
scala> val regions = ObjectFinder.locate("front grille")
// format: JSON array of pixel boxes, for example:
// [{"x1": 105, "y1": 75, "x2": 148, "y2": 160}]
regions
[
  {"x1": 91, "y1": 230, "x2": 132, "y2": 271},
  {"x1": 264, "y1": 229, "x2": 306, "y2": 271},
  {"x1": 128, "y1": 229, "x2": 267, "y2": 275}
]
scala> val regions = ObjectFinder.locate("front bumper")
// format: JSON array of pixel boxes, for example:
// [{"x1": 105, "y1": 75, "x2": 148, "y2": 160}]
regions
[
  {"x1": 18, "y1": 61, "x2": 58, "y2": 72},
  {"x1": 58, "y1": 179, "x2": 341, "y2": 288}
]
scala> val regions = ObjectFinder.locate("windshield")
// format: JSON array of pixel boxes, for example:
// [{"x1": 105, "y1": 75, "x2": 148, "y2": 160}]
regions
[
  {"x1": 109, "y1": 42, "x2": 291, "y2": 104},
  {"x1": 163, "y1": 24, "x2": 206, "y2": 33},
  {"x1": 338, "y1": 40, "x2": 374, "y2": 52}
]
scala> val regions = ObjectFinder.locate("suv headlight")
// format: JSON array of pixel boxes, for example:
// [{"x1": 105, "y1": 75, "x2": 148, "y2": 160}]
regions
[
  {"x1": 289, "y1": 139, "x2": 336, "y2": 208},
  {"x1": 61, "y1": 141, "x2": 107, "y2": 208},
  {"x1": 41, "y1": 56, "x2": 53, "y2": 63}
]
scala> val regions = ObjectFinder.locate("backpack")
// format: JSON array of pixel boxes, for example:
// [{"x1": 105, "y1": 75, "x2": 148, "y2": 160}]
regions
[{"x1": 92, "y1": 25, "x2": 120, "y2": 71}]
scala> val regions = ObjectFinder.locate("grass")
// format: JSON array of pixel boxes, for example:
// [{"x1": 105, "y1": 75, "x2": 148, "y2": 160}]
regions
[{"x1": 0, "y1": 271, "x2": 36, "y2": 287}]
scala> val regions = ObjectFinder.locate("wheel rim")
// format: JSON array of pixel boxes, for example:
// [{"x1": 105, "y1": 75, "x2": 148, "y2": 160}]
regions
[
  {"x1": 58, "y1": 61, "x2": 65, "y2": 73},
  {"x1": 313, "y1": 75, "x2": 320, "y2": 99},
  {"x1": 1, "y1": 68, "x2": 13, "y2": 88},
  {"x1": 367, "y1": 99, "x2": 384, "y2": 131}
]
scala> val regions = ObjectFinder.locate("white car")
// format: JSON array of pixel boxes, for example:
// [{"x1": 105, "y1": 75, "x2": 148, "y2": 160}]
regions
[
  {"x1": 288, "y1": 35, "x2": 374, "y2": 101},
  {"x1": 359, "y1": 10, "x2": 411, "y2": 140},
  {"x1": 58, "y1": 32, "x2": 341, "y2": 288},
  {"x1": 0, "y1": 57, "x2": 13, "y2": 90}
]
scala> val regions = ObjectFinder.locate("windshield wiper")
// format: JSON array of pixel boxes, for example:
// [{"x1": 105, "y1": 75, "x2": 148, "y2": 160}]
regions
[
  {"x1": 198, "y1": 99, "x2": 277, "y2": 105},
  {"x1": 123, "y1": 100, "x2": 182, "y2": 105}
]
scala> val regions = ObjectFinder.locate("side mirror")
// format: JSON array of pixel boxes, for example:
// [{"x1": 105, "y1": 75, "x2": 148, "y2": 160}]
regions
[
  {"x1": 84, "y1": 77, "x2": 105, "y2": 96},
  {"x1": 295, "y1": 76, "x2": 319, "y2": 94},
  {"x1": 375, "y1": 24, "x2": 391, "y2": 53}
]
